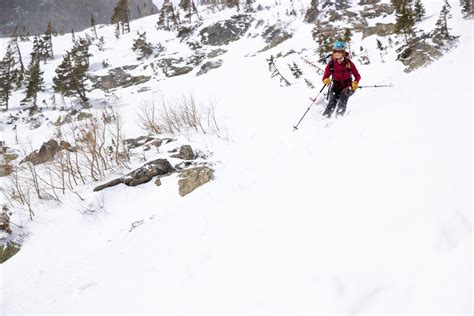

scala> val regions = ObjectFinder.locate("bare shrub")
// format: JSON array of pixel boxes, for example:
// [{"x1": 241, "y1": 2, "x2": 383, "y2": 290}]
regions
[
  {"x1": 138, "y1": 94, "x2": 222, "y2": 136},
  {"x1": 138, "y1": 102, "x2": 161, "y2": 135},
  {"x1": 3, "y1": 108, "x2": 131, "y2": 219}
]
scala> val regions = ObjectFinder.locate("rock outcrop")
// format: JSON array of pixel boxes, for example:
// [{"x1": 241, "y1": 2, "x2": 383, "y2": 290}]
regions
[
  {"x1": 362, "y1": 23, "x2": 396, "y2": 39},
  {"x1": 259, "y1": 25, "x2": 292, "y2": 52},
  {"x1": 196, "y1": 60, "x2": 223, "y2": 76},
  {"x1": 171, "y1": 145, "x2": 195, "y2": 160},
  {"x1": 90, "y1": 68, "x2": 151, "y2": 91},
  {"x1": 178, "y1": 166, "x2": 215, "y2": 197},
  {"x1": 21, "y1": 139, "x2": 73, "y2": 166},
  {"x1": 200, "y1": 14, "x2": 253, "y2": 46},
  {"x1": 93, "y1": 159, "x2": 175, "y2": 191},
  {"x1": 397, "y1": 40, "x2": 443, "y2": 72}
]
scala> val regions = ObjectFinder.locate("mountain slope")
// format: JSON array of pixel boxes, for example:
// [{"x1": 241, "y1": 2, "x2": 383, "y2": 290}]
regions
[{"x1": 0, "y1": 0, "x2": 472, "y2": 313}]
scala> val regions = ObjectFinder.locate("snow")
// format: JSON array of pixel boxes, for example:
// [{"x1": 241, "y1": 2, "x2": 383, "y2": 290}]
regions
[{"x1": 0, "y1": 0, "x2": 472, "y2": 314}]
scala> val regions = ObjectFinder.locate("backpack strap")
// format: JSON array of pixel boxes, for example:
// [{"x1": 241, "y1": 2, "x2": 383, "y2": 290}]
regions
[{"x1": 345, "y1": 58, "x2": 352, "y2": 73}]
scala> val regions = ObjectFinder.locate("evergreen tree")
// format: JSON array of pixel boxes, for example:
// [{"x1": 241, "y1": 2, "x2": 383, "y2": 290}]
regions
[
  {"x1": 112, "y1": 0, "x2": 131, "y2": 34},
  {"x1": 31, "y1": 35, "x2": 51, "y2": 64},
  {"x1": 376, "y1": 38, "x2": 384, "y2": 51},
  {"x1": 432, "y1": 0, "x2": 456, "y2": 47},
  {"x1": 460, "y1": 0, "x2": 473, "y2": 18},
  {"x1": 132, "y1": 32, "x2": 154, "y2": 59},
  {"x1": 304, "y1": 78, "x2": 315, "y2": 89},
  {"x1": 157, "y1": 1, "x2": 180, "y2": 31},
  {"x1": 43, "y1": 22, "x2": 54, "y2": 59},
  {"x1": 394, "y1": 0, "x2": 416, "y2": 44},
  {"x1": 0, "y1": 45, "x2": 18, "y2": 111},
  {"x1": 97, "y1": 36, "x2": 105, "y2": 51},
  {"x1": 53, "y1": 52, "x2": 72, "y2": 98},
  {"x1": 413, "y1": 0, "x2": 426, "y2": 22},
  {"x1": 9, "y1": 27, "x2": 25, "y2": 88},
  {"x1": 24, "y1": 56, "x2": 44, "y2": 108},
  {"x1": 91, "y1": 14, "x2": 98, "y2": 38},
  {"x1": 305, "y1": 0, "x2": 319, "y2": 23},
  {"x1": 137, "y1": 4, "x2": 143, "y2": 18},
  {"x1": 343, "y1": 28, "x2": 353, "y2": 42},
  {"x1": 288, "y1": 62, "x2": 303, "y2": 79},
  {"x1": 53, "y1": 38, "x2": 92, "y2": 102},
  {"x1": 179, "y1": 0, "x2": 200, "y2": 22}
]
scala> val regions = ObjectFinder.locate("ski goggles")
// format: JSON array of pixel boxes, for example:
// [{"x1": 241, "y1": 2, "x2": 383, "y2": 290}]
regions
[{"x1": 333, "y1": 50, "x2": 345, "y2": 53}]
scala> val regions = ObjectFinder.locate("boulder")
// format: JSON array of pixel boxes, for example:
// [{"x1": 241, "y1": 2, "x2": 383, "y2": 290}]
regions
[
  {"x1": 0, "y1": 242, "x2": 21, "y2": 264},
  {"x1": 124, "y1": 136, "x2": 155, "y2": 149},
  {"x1": 200, "y1": 14, "x2": 253, "y2": 46},
  {"x1": 362, "y1": 3, "x2": 395, "y2": 19},
  {"x1": 362, "y1": 23, "x2": 396, "y2": 39},
  {"x1": 21, "y1": 139, "x2": 72, "y2": 165},
  {"x1": 90, "y1": 67, "x2": 151, "y2": 90},
  {"x1": 397, "y1": 40, "x2": 443, "y2": 72},
  {"x1": 0, "y1": 164, "x2": 12, "y2": 177},
  {"x1": 259, "y1": 25, "x2": 292, "y2": 52},
  {"x1": 196, "y1": 60, "x2": 223, "y2": 76},
  {"x1": 207, "y1": 48, "x2": 227, "y2": 58},
  {"x1": 171, "y1": 145, "x2": 195, "y2": 160},
  {"x1": 93, "y1": 159, "x2": 175, "y2": 191},
  {"x1": 178, "y1": 166, "x2": 215, "y2": 197},
  {"x1": 157, "y1": 58, "x2": 194, "y2": 77}
]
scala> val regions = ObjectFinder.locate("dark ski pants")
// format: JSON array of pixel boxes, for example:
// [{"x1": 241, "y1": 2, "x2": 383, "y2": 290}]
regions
[{"x1": 323, "y1": 87, "x2": 353, "y2": 118}]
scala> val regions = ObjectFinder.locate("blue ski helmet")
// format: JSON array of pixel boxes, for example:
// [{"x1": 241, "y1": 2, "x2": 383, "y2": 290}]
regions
[{"x1": 332, "y1": 41, "x2": 346, "y2": 50}]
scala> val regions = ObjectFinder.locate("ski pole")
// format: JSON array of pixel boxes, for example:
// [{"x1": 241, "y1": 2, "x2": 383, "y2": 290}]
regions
[
  {"x1": 358, "y1": 84, "x2": 393, "y2": 89},
  {"x1": 293, "y1": 84, "x2": 327, "y2": 131}
]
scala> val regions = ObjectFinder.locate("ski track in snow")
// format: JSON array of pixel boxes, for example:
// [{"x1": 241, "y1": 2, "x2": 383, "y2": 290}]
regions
[{"x1": 0, "y1": 0, "x2": 472, "y2": 314}]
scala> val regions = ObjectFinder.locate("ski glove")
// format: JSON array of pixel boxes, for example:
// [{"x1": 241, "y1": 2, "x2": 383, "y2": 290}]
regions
[
  {"x1": 323, "y1": 78, "x2": 331, "y2": 85},
  {"x1": 352, "y1": 81, "x2": 358, "y2": 92}
]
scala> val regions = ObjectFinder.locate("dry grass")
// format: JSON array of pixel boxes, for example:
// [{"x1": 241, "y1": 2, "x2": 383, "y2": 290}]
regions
[{"x1": 138, "y1": 94, "x2": 222, "y2": 137}]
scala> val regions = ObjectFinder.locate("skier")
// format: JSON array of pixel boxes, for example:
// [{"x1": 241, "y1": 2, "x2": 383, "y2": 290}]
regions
[{"x1": 322, "y1": 41, "x2": 361, "y2": 118}]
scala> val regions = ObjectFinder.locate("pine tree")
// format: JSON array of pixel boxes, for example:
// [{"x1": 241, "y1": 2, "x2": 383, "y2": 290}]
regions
[
  {"x1": 304, "y1": 78, "x2": 315, "y2": 89},
  {"x1": 53, "y1": 52, "x2": 73, "y2": 98},
  {"x1": 24, "y1": 57, "x2": 45, "y2": 108},
  {"x1": 432, "y1": 0, "x2": 455, "y2": 47},
  {"x1": 157, "y1": 1, "x2": 180, "y2": 31},
  {"x1": 31, "y1": 35, "x2": 51, "y2": 64},
  {"x1": 0, "y1": 45, "x2": 18, "y2": 111},
  {"x1": 394, "y1": 0, "x2": 416, "y2": 44},
  {"x1": 288, "y1": 62, "x2": 303, "y2": 79},
  {"x1": 9, "y1": 27, "x2": 25, "y2": 88},
  {"x1": 413, "y1": 0, "x2": 426, "y2": 22},
  {"x1": 460, "y1": 0, "x2": 473, "y2": 18},
  {"x1": 91, "y1": 14, "x2": 98, "y2": 38},
  {"x1": 137, "y1": 4, "x2": 143, "y2": 18},
  {"x1": 132, "y1": 32, "x2": 154, "y2": 59},
  {"x1": 179, "y1": 0, "x2": 200, "y2": 23},
  {"x1": 376, "y1": 38, "x2": 384, "y2": 51},
  {"x1": 343, "y1": 28, "x2": 353, "y2": 42},
  {"x1": 44, "y1": 22, "x2": 54, "y2": 59},
  {"x1": 97, "y1": 36, "x2": 105, "y2": 51},
  {"x1": 112, "y1": 0, "x2": 131, "y2": 34},
  {"x1": 53, "y1": 38, "x2": 92, "y2": 102}
]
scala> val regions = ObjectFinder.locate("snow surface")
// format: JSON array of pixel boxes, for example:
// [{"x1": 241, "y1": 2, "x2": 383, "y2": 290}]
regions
[{"x1": 0, "y1": 0, "x2": 472, "y2": 314}]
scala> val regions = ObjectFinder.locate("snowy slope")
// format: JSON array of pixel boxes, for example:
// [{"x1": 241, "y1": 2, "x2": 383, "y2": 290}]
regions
[{"x1": 0, "y1": 0, "x2": 472, "y2": 314}]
